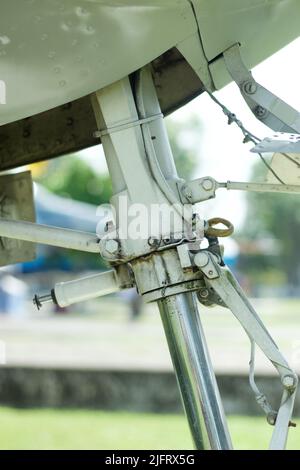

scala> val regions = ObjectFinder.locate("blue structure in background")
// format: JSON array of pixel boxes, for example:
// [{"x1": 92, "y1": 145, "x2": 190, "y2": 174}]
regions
[{"x1": 21, "y1": 184, "x2": 100, "y2": 273}]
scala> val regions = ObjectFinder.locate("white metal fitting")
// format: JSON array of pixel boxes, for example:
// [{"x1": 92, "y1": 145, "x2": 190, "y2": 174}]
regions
[
  {"x1": 105, "y1": 238, "x2": 119, "y2": 255},
  {"x1": 281, "y1": 374, "x2": 297, "y2": 391},
  {"x1": 242, "y1": 80, "x2": 257, "y2": 95},
  {"x1": 202, "y1": 178, "x2": 214, "y2": 191},
  {"x1": 194, "y1": 251, "x2": 209, "y2": 268}
]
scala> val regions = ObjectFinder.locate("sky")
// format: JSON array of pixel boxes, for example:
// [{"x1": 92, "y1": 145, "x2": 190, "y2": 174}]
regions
[{"x1": 79, "y1": 37, "x2": 300, "y2": 231}]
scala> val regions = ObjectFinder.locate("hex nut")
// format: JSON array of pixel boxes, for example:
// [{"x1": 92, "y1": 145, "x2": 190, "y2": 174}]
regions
[
  {"x1": 202, "y1": 178, "x2": 214, "y2": 191},
  {"x1": 105, "y1": 239, "x2": 119, "y2": 255},
  {"x1": 282, "y1": 375, "x2": 297, "y2": 390},
  {"x1": 199, "y1": 288, "x2": 209, "y2": 299}
]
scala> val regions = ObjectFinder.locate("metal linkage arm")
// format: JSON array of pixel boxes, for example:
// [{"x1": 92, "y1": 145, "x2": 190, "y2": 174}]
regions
[
  {"x1": 194, "y1": 251, "x2": 298, "y2": 450},
  {"x1": 221, "y1": 181, "x2": 300, "y2": 195},
  {"x1": 0, "y1": 218, "x2": 100, "y2": 253},
  {"x1": 223, "y1": 44, "x2": 300, "y2": 134},
  {"x1": 178, "y1": 176, "x2": 300, "y2": 204}
]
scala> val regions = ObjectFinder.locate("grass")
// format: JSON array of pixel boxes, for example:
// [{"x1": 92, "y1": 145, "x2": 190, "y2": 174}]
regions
[{"x1": 0, "y1": 407, "x2": 299, "y2": 450}]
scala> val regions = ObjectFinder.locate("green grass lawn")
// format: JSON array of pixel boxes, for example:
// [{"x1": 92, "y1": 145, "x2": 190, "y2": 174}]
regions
[{"x1": 0, "y1": 407, "x2": 299, "y2": 450}]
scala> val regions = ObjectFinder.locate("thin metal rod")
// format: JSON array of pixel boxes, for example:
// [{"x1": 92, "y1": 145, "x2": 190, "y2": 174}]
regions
[
  {"x1": 0, "y1": 219, "x2": 100, "y2": 253},
  {"x1": 222, "y1": 181, "x2": 300, "y2": 194},
  {"x1": 158, "y1": 292, "x2": 232, "y2": 450}
]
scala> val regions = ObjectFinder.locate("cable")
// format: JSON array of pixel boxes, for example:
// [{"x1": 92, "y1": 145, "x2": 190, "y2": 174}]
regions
[
  {"x1": 205, "y1": 90, "x2": 300, "y2": 184},
  {"x1": 258, "y1": 153, "x2": 285, "y2": 184},
  {"x1": 206, "y1": 89, "x2": 260, "y2": 144}
]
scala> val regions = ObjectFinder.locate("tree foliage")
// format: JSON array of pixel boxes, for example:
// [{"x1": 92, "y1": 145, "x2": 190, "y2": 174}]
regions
[
  {"x1": 37, "y1": 155, "x2": 112, "y2": 206},
  {"x1": 243, "y1": 161, "x2": 300, "y2": 289}
]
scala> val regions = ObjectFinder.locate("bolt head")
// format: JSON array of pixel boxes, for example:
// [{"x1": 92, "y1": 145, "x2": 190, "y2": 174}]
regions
[
  {"x1": 194, "y1": 252, "x2": 209, "y2": 268},
  {"x1": 148, "y1": 236, "x2": 160, "y2": 247},
  {"x1": 202, "y1": 178, "x2": 214, "y2": 191},
  {"x1": 105, "y1": 239, "x2": 119, "y2": 255},
  {"x1": 282, "y1": 375, "x2": 296, "y2": 390},
  {"x1": 104, "y1": 220, "x2": 114, "y2": 232},
  {"x1": 243, "y1": 80, "x2": 257, "y2": 95},
  {"x1": 182, "y1": 185, "x2": 192, "y2": 200},
  {"x1": 199, "y1": 288, "x2": 209, "y2": 299},
  {"x1": 267, "y1": 411, "x2": 277, "y2": 426},
  {"x1": 255, "y1": 105, "x2": 267, "y2": 118}
]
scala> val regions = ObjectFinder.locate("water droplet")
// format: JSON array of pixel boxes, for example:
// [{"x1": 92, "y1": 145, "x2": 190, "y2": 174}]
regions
[
  {"x1": 76, "y1": 7, "x2": 88, "y2": 16},
  {"x1": 41, "y1": 34, "x2": 48, "y2": 41},
  {"x1": 86, "y1": 25, "x2": 94, "y2": 33},
  {"x1": 0, "y1": 36, "x2": 10, "y2": 45},
  {"x1": 59, "y1": 80, "x2": 66, "y2": 87},
  {"x1": 71, "y1": 39, "x2": 78, "y2": 47},
  {"x1": 48, "y1": 51, "x2": 56, "y2": 59},
  {"x1": 54, "y1": 66, "x2": 61, "y2": 74}
]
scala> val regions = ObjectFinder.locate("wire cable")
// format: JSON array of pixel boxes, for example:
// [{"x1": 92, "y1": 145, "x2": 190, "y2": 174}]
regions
[{"x1": 205, "y1": 90, "x2": 300, "y2": 184}]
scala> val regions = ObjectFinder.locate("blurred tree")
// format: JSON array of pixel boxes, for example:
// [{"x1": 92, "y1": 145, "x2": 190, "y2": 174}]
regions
[
  {"x1": 242, "y1": 160, "x2": 300, "y2": 291},
  {"x1": 36, "y1": 113, "x2": 203, "y2": 204},
  {"x1": 36, "y1": 155, "x2": 112, "y2": 205},
  {"x1": 167, "y1": 114, "x2": 203, "y2": 180},
  {"x1": 34, "y1": 155, "x2": 112, "y2": 270}
]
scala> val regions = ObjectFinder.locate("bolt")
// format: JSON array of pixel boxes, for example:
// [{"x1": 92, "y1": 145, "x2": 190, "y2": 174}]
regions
[
  {"x1": 267, "y1": 411, "x2": 277, "y2": 426},
  {"x1": 148, "y1": 236, "x2": 160, "y2": 247},
  {"x1": 282, "y1": 375, "x2": 297, "y2": 390},
  {"x1": 198, "y1": 288, "x2": 209, "y2": 299},
  {"x1": 33, "y1": 292, "x2": 53, "y2": 310},
  {"x1": 104, "y1": 220, "x2": 114, "y2": 233},
  {"x1": 93, "y1": 130, "x2": 101, "y2": 139},
  {"x1": 201, "y1": 178, "x2": 214, "y2": 191},
  {"x1": 181, "y1": 184, "x2": 192, "y2": 201},
  {"x1": 255, "y1": 105, "x2": 267, "y2": 118},
  {"x1": 242, "y1": 80, "x2": 257, "y2": 95},
  {"x1": 194, "y1": 252, "x2": 209, "y2": 268},
  {"x1": 208, "y1": 270, "x2": 214, "y2": 276},
  {"x1": 105, "y1": 239, "x2": 119, "y2": 255}
]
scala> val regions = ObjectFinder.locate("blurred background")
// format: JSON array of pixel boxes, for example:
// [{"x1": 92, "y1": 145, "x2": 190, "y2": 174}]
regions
[{"x1": 0, "y1": 38, "x2": 299, "y2": 450}]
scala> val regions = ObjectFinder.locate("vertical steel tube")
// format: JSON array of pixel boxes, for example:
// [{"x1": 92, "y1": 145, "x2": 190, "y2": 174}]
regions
[{"x1": 158, "y1": 292, "x2": 232, "y2": 450}]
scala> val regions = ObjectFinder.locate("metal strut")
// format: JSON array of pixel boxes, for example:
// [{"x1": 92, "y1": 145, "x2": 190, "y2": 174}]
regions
[{"x1": 194, "y1": 250, "x2": 298, "y2": 450}]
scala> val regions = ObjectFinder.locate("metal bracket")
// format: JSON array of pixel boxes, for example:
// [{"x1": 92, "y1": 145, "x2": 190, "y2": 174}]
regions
[
  {"x1": 223, "y1": 44, "x2": 300, "y2": 134},
  {"x1": 181, "y1": 176, "x2": 300, "y2": 204},
  {"x1": 178, "y1": 177, "x2": 217, "y2": 203},
  {"x1": 0, "y1": 171, "x2": 36, "y2": 267},
  {"x1": 251, "y1": 132, "x2": 300, "y2": 154}
]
